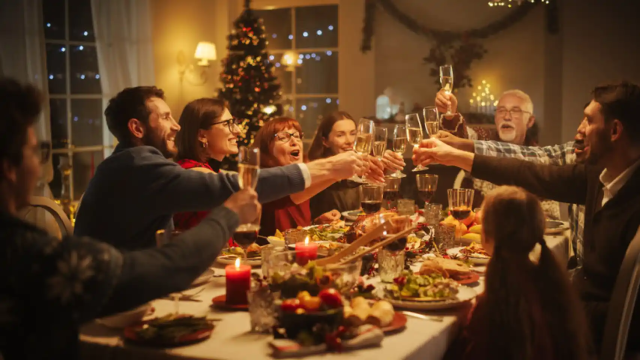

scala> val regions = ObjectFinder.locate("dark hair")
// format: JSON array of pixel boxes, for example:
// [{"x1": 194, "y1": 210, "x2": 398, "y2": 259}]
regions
[
  {"x1": 104, "y1": 86, "x2": 165, "y2": 143},
  {"x1": 252, "y1": 117, "x2": 303, "y2": 168},
  {"x1": 308, "y1": 111, "x2": 355, "y2": 160},
  {"x1": 473, "y1": 186, "x2": 591, "y2": 359},
  {"x1": 175, "y1": 98, "x2": 227, "y2": 163},
  {"x1": 0, "y1": 78, "x2": 42, "y2": 178},
  {"x1": 592, "y1": 81, "x2": 640, "y2": 143}
]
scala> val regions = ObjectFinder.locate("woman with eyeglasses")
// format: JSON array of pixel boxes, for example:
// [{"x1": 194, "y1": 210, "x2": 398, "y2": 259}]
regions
[
  {"x1": 252, "y1": 117, "x2": 343, "y2": 237},
  {"x1": 173, "y1": 98, "x2": 240, "y2": 231}
]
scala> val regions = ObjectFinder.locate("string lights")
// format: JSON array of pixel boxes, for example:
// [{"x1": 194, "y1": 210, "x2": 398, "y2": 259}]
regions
[
  {"x1": 469, "y1": 80, "x2": 498, "y2": 114},
  {"x1": 488, "y1": 0, "x2": 549, "y2": 7}
]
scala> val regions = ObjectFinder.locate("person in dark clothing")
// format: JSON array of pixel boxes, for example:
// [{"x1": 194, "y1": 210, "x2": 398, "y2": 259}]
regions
[
  {"x1": 74, "y1": 88, "x2": 366, "y2": 250},
  {"x1": 414, "y1": 80, "x2": 640, "y2": 351},
  {"x1": 0, "y1": 78, "x2": 261, "y2": 359}
]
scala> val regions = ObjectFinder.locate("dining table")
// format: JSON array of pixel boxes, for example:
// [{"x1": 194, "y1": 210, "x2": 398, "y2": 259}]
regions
[{"x1": 79, "y1": 226, "x2": 570, "y2": 360}]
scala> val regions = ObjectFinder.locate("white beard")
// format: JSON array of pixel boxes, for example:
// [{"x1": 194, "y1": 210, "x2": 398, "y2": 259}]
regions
[{"x1": 498, "y1": 128, "x2": 517, "y2": 142}]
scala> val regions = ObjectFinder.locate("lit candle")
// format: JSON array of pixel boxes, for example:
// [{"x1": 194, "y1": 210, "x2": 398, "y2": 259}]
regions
[
  {"x1": 295, "y1": 236, "x2": 318, "y2": 266},
  {"x1": 225, "y1": 258, "x2": 251, "y2": 305}
]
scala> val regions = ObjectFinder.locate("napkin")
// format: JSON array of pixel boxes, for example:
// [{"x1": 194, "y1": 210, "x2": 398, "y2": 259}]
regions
[{"x1": 269, "y1": 325, "x2": 384, "y2": 358}]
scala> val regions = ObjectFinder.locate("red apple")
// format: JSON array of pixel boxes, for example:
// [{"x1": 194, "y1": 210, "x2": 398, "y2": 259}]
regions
[
  {"x1": 318, "y1": 288, "x2": 343, "y2": 308},
  {"x1": 281, "y1": 298, "x2": 302, "y2": 312}
]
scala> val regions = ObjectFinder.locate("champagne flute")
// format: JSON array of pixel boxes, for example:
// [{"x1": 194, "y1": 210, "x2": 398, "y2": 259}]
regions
[
  {"x1": 440, "y1": 65, "x2": 454, "y2": 114},
  {"x1": 372, "y1": 127, "x2": 387, "y2": 161},
  {"x1": 405, "y1": 113, "x2": 426, "y2": 171},
  {"x1": 424, "y1": 106, "x2": 440, "y2": 166},
  {"x1": 391, "y1": 124, "x2": 407, "y2": 178},
  {"x1": 416, "y1": 174, "x2": 438, "y2": 208},
  {"x1": 234, "y1": 146, "x2": 260, "y2": 260},
  {"x1": 351, "y1": 118, "x2": 374, "y2": 183}
]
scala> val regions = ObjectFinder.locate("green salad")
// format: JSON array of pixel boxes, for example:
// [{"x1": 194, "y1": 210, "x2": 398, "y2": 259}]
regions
[{"x1": 385, "y1": 271, "x2": 459, "y2": 300}]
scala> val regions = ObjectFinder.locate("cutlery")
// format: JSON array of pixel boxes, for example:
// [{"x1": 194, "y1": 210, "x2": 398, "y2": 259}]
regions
[{"x1": 402, "y1": 311, "x2": 444, "y2": 322}]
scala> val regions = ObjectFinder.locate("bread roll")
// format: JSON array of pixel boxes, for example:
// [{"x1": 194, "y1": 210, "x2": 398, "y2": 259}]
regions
[
  {"x1": 347, "y1": 297, "x2": 370, "y2": 326},
  {"x1": 366, "y1": 300, "x2": 395, "y2": 327}
]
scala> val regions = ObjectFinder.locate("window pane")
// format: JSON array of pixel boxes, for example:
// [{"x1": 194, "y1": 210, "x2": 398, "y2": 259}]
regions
[
  {"x1": 50, "y1": 99, "x2": 69, "y2": 149},
  {"x1": 71, "y1": 99, "x2": 103, "y2": 147},
  {"x1": 296, "y1": 97, "x2": 339, "y2": 137},
  {"x1": 296, "y1": 51, "x2": 338, "y2": 94},
  {"x1": 70, "y1": 45, "x2": 101, "y2": 94},
  {"x1": 69, "y1": 0, "x2": 96, "y2": 41},
  {"x1": 272, "y1": 59, "x2": 292, "y2": 94},
  {"x1": 280, "y1": 97, "x2": 294, "y2": 118},
  {"x1": 295, "y1": 5, "x2": 338, "y2": 49},
  {"x1": 254, "y1": 8, "x2": 292, "y2": 50},
  {"x1": 43, "y1": 0, "x2": 65, "y2": 40},
  {"x1": 73, "y1": 151, "x2": 104, "y2": 200},
  {"x1": 46, "y1": 43, "x2": 67, "y2": 94},
  {"x1": 49, "y1": 154, "x2": 65, "y2": 198}
]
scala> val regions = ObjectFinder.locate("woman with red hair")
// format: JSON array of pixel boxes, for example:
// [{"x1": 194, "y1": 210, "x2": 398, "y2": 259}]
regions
[{"x1": 252, "y1": 117, "x2": 341, "y2": 237}]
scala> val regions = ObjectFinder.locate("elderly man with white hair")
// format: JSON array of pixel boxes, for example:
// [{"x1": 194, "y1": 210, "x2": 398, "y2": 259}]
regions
[{"x1": 434, "y1": 89, "x2": 561, "y2": 219}]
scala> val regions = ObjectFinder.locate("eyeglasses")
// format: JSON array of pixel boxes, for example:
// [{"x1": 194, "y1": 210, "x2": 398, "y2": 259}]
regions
[
  {"x1": 273, "y1": 131, "x2": 303, "y2": 143},
  {"x1": 496, "y1": 108, "x2": 531, "y2": 119},
  {"x1": 38, "y1": 142, "x2": 51, "y2": 164},
  {"x1": 212, "y1": 118, "x2": 240, "y2": 132}
]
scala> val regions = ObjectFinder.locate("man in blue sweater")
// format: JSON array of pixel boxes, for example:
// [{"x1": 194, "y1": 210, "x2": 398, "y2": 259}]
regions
[{"x1": 75, "y1": 86, "x2": 368, "y2": 250}]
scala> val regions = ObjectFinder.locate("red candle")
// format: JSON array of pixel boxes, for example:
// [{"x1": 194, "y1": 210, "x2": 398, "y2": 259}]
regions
[
  {"x1": 295, "y1": 237, "x2": 318, "y2": 266},
  {"x1": 225, "y1": 258, "x2": 251, "y2": 305}
]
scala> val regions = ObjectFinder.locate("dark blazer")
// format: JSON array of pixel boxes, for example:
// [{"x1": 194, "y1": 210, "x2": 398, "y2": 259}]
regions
[{"x1": 471, "y1": 154, "x2": 640, "y2": 348}]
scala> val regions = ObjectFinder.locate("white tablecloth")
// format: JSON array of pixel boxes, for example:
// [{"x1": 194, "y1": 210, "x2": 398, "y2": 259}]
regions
[{"x1": 79, "y1": 232, "x2": 569, "y2": 360}]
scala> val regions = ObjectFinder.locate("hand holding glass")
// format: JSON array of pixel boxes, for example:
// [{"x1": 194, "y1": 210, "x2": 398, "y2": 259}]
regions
[
  {"x1": 440, "y1": 65, "x2": 454, "y2": 114},
  {"x1": 235, "y1": 146, "x2": 260, "y2": 259},
  {"x1": 406, "y1": 113, "x2": 426, "y2": 171}
]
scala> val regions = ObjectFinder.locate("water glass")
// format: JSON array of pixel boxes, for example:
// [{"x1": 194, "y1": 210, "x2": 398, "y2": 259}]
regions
[
  {"x1": 435, "y1": 224, "x2": 456, "y2": 250},
  {"x1": 424, "y1": 203, "x2": 443, "y2": 225},
  {"x1": 383, "y1": 176, "x2": 402, "y2": 210},
  {"x1": 247, "y1": 286, "x2": 277, "y2": 333},
  {"x1": 261, "y1": 245, "x2": 285, "y2": 278},
  {"x1": 379, "y1": 248, "x2": 405, "y2": 283},
  {"x1": 397, "y1": 199, "x2": 415, "y2": 216}
]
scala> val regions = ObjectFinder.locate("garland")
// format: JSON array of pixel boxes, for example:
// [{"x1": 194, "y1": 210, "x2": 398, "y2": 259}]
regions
[{"x1": 362, "y1": 0, "x2": 557, "y2": 88}]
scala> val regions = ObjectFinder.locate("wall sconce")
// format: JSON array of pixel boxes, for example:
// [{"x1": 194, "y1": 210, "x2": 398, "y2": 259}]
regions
[{"x1": 178, "y1": 41, "x2": 217, "y2": 86}]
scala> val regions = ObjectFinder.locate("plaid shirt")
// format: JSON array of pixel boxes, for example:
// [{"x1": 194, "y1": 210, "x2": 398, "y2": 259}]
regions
[{"x1": 473, "y1": 140, "x2": 584, "y2": 267}]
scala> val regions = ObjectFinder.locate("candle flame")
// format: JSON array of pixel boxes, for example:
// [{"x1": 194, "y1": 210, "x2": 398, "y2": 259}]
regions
[
  {"x1": 304, "y1": 236, "x2": 309, "y2": 245},
  {"x1": 235, "y1": 257, "x2": 240, "y2": 268}
]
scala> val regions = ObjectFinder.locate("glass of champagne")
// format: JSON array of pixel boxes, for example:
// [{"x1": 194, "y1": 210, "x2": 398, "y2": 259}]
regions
[
  {"x1": 405, "y1": 113, "x2": 425, "y2": 171},
  {"x1": 424, "y1": 106, "x2": 440, "y2": 165},
  {"x1": 391, "y1": 124, "x2": 407, "y2": 178},
  {"x1": 440, "y1": 64, "x2": 454, "y2": 114},
  {"x1": 351, "y1": 118, "x2": 374, "y2": 183},
  {"x1": 372, "y1": 127, "x2": 387, "y2": 162},
  {"x1": 416, "y1": 174, "x2": 438, "y2": 208},
  {"x1": 234, "y1": 146, "x2": 260, "y2": 259},
  {"x1": 447, "y1": 188, "x2": 474, "y2": 242},
  {"x1": 359, "y1": 184, "x2": 384, "y2": 214}
]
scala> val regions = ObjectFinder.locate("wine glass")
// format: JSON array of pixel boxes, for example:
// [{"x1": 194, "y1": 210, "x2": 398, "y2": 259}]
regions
[
  {"x1": 440, "y1": 65, "x2": 454, "y2": 114},
  {"x1": 423, "y1": 106, "x2": 439, "y2": 137},
  {"x1": 447, "y1": 188, "x2": 474, "y2": 242},
  {"x1": 350, "y1": 118, "x2": 375, "y2": 183},
  {"x1": 405, "y1": 113, "x2": 426, "y2": 171},
  {"x1": 359, "y1": 184, "x2": 384, "y2": 215},
  {"x1": 391, "y1": 124, "x2": 407, "y2": 178},
  {"x1": 234, "y1": 146, "x2": 261, "y2": 259},
  {"x1": 416, "y1": 174, "x2": 438, "y2": 208}
]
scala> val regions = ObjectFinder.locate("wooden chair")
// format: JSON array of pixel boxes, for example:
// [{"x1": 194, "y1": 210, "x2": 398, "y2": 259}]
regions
[
  {"x1": 601, "y1": 225, "x2": 640, "y2": 360},
  {"x1": 29, "y1": 196, "x2": 73, "y2": 237}
]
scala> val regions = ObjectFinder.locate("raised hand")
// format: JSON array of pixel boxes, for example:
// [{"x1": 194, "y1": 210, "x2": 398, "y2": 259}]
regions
[
  {"x1": 432, "y1": 131, "x2": 475, "y2": 152},
  {"x1": 328, "y1": 151, "x2": 366, "y2": 180},
  {"x1": 364, "y1": 155, "x2": 386, "y2": 184},
  {"x1": 382, "y1": 150, "x2": 405, "y2": 171},
  {"x1": 224, "y1": 188, "x2": 261, "y2": 225},
  {"x1": 435, "y1": 89, "x2": 458, "y2": 114},
  {"x1": 412, "y1": 138, "x2": 473, "y2": 171}
]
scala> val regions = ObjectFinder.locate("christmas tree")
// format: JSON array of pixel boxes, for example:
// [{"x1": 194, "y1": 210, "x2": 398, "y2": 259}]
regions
[{"x1": 218, "y1": 0, "x2": 282, "y2": 168}]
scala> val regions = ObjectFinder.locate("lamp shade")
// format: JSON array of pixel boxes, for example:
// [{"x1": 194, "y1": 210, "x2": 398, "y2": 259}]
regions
[{"x1": 194, "y1": 42, "x2": 216, "y2": 66}]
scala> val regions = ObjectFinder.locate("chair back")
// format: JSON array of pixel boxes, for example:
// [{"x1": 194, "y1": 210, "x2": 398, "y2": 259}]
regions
[
  {"x1": 29, "y1": 196, "x2": 73, "y2": 237},
  {"x1": 601, "y1": 225, "x2": 640, "y2": 360}
]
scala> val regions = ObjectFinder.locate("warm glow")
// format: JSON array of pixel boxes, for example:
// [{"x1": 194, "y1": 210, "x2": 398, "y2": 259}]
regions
[
  {"x1": 195, "y1": 42, "x2": 217, "y2": 66},
  {"x1": 235, "y1": 257, "x2": 240, "y2": 269},
  {"x1": 304, "y1": 236, "x2": 309, "y2": 246},
  {"x1": 470, "y1": 99, "x2": 474, "y2": 104},
  {"x1": 263, "y1": 105, "x2": 277, "y2": 114},
  {"x1": 282, "y1": 51, "x2": 300, "y2": 68}
]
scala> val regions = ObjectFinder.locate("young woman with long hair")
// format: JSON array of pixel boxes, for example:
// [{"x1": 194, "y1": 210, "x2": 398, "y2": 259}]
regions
[
  {"x1": 252, "y1": 117, "x2": 342, "y2": 237},
  {"x1": 172, "y1": 98, "x2": 239, "y2": 230},
  {"x1": 447, "y1": 186, "x2": 592, "y2": 360}
]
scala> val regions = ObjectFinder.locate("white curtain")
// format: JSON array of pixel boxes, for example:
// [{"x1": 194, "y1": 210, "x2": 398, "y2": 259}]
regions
[{"x1": 91, "y1": 0, "x2": 155, "y2": 150}]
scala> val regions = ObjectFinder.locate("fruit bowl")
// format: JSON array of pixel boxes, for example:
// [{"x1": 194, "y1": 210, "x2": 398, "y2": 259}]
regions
[
  {"x1": 279, "y1": 307, "x2": 344, "y2": 342},
  {"x1": 267, "y1": 251, "x2": 362, "y2": 298}
]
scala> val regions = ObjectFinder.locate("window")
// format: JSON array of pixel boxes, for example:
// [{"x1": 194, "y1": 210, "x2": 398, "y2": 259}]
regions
[
  {"x1": 254, "y1": 4, "x2": 339, "y2": 142},
  {"x1": 43, "y1": 0, "x2": 111, "y2": 200}
]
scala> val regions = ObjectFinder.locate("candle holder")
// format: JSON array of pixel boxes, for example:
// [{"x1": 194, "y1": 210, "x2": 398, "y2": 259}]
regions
[
  {"x1": 378, "y1": 248, "x2": 405, "y2": 283},
  {"x1": 247, "y1": 276, "x2": 278, "y2": 333}
]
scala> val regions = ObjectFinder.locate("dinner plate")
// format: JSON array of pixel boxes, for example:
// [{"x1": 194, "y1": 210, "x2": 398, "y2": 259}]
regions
[
  {"x1": 454, "y1": 272, "x2": 480, "y2": 285},
  {"x1": 303, "y1": 225, "x2": 346, "y2": 241},
  {"x1": 286, "y1": 241, "x2": 346, "y2": 257},
  {"x1": 216, "y1": 255, "x2": 262, "y2": 266},
  {"x1": 545, "y1": 220, "x2": 569, "y2": 235},
  {"x1": 446, "y1": 247, "x2": 491, "y2": 265},
  {"x1": 380, "y1": 286, "x2": 477, "y2": 311},
  {"x1": 342, "y1": 210, "x2": 365, "y2": 222},
  {"x1": 381, "y1": 312, "x2": 407, "y2": 334},
  {"x1": 123, "y1": 318, "x2": 214, "y2": 347}
]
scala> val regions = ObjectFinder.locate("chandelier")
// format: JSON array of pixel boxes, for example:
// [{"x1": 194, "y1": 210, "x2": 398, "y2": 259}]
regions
[{"x1": 488, "y1": 0, "x2": 549, "y2": 7}]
